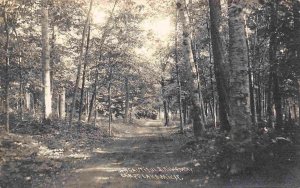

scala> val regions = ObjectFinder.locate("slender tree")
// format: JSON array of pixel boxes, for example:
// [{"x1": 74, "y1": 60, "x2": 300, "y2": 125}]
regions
[
  {"x1": 124, "y1": 77, "x2": 129, "y2": 123},
  {"x1": 78, "y1": 25, "x2": 91, "y2": 122},
  {"x1": 3, "y1": 3, "x2": 10, "y2": 132},
  {"x1": 175, "y1": 8, "x2": 184, "y2": 133},
  {"x1": 69, "y1": 0, "x2": 93, "y2": 125},
  {"x1": 293, "y1": 0, "x2": 300, "y2": 125},
  {"x1": 41, "y1": 0, "x2": 52, "y2": 121},
  {"x1": 59, "y1": 87, "x2": 66, "y2": 119},
  {"x1": 108, "y1": 62, "x2": 113, "y2": 137},
  {"x1": 269, "y1": 0, "x2": 283, "y2": 130}
]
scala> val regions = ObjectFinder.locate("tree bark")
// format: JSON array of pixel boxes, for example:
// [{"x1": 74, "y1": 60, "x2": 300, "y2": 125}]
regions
[
  {"x1": 59, "y1": 87, "x2": 66, "y2": 119},
  {"x1": 208, "y1": 0, "x2": 230, "y2": 131},
  {"x1": 108, "y1": 64, "x2": 113, "y2": 137},
  {"x1": 175, "y1": 9, "x2": 184, "y2": 132},
  {"x1": 161, "y1": 77, "x2": 169, "y2": 126},
  {"x1": 124, "y1": 77, "x2": 129, "y2": 123},
  {"x1": 13, "y1": 27, "x2": 24, "y2": 120},
  {"x1": 41, "y1": 0, "x2": 52, "y2": 121},
  {"x1": 207, "y1": 20, "x2": 217, "y2": 127},
  {"x1": 88, "y1": 69, "x2": 98, "y2": 123},
  {"x1": 25, "y1": 91, "x2": 31, "y2": 111},
  {"x1": 268, "y1": 0, "x2": 282, "y2": 130},
  {"x1": 244, "y1": 17, "x2": 256, "y2": 126},
  {"x1": 228, "y1": 1, "x2": 252, "y2": 174},
  {"x1": 78, "y1": 25, "x2": 91, "y2": 122},
  {"x1": 3, "y1": 6, "x2": 10, "y2": 132},
  {"x1": 298, "y1": 80, "x2": 300, "y2": 125},
  {"x1": 293, "y1": 0, "x2": 300, "y2": 125}
]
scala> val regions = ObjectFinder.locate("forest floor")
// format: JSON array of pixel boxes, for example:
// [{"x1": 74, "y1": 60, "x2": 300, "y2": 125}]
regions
[{"x1": 1, "y1": 118, "x2": 300, "y2": 187}]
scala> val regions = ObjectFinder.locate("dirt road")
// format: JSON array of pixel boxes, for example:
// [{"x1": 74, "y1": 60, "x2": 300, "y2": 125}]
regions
[{"x1": 53, "y1": 120, "x2": 200, "y2": 188}]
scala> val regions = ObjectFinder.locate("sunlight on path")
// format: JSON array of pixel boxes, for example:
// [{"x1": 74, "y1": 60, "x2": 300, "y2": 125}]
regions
[{"x1": 59, "y1": 120, "x2": 196, "y2": 188}]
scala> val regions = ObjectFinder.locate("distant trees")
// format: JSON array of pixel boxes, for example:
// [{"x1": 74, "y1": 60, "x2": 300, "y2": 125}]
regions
[{"x1": 0, "y1": 0, "x2": 299, "y2": 148}]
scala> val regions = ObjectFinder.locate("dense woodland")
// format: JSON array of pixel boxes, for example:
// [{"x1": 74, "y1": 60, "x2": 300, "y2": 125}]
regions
[{"x1": 0, "y1": 0, "x2": 300, "y2": 187}]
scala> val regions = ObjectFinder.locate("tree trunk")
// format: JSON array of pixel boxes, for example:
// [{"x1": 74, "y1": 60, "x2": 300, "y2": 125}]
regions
[
  {"x1": 268, "y1": 0, "x2": 282, "y2": 130},
  {"x1": 161, "y1": 77, "x2": 169, "y2": 126},
  {"x1": 244, "y1": 17, "x2": 256, "y2": 126},
  {"x1": 175, "y1": 10, "x2": 184, "y2": 132},
  {"x1": 298, "y1": 80, "x2": 300, "y2": 126},
  {"x1": 13, "y1": 27, "x2": 24, "y2": 120},
  {"x1": 228, "y1": 1, "x2": 252, "y2": 174},
  {"x1": 25, "y1": 91, "x2": 31, "y2": 111},
  {"x1": 206, "y1": 20, "x2": 217, "y2": 127},
  {"x1": 266, "y1": 73, "x2": 273, "y2": 127},
  {"x1": 183, "y1": 99, "x2": 187, "y2": 125},
  {"x1": 177, "y1": 0, "x2": 204, "y2": 137},
  {"x1": 3, "y1": 7, "x2": 10, "y2": 132},
  {"x1": 108, "y1": 64, "x2": 113, "y2": 137},
  {"x1": 69, "y1": 0, "x2": 93, "y2": 125},
  {"x1": 88, "y1": 70, "x2": 98, "y2": 123},
  {"x1": 41, "y1": 0, "x2": 52, "y2": 122},
  {"x1": 293, "y1": 0, "x2": 300, "y2": 125},
  {"x1": 79, "y1": 25, "x2": 91, "y2": 122},
  {"x1": 59, "y1": 87, "x2": 66, "y2": 119},
  {"x1": 208, "y1": 0, "x2": 230, "y2": 131},
  {"x1": 163, "y1": 100, "x2": 169, "y2": 126},
  {"x1": 124, "y1": 77, "x2": 129, "y2": 123},
  {"x1": 87, "y1": 0, "x2": 119, "y2": 123}
]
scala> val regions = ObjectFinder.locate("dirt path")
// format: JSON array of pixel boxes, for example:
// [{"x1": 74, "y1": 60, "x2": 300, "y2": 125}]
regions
[{"x1": 53, "y1": 120, "x2": 200, "y2": 188}]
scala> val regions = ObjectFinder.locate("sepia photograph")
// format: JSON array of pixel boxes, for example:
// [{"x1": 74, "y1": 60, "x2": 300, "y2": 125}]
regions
[{"x1": 0, "y1": 0, "x2": 299, "y2": 187}]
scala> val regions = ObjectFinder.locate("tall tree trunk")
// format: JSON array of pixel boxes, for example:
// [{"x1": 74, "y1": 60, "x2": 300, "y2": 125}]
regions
[
  {"x1": 41, "y1": 0, "x2": 52, "y2": 121},
  {"x1": 88, "y1": 70, "x2": 98, "y2": 123},
  {"x1": 177, "y1": 0, "x2": 204, "y2": 137},
  {"x1": 69, "y1": 0, "x2": 93, "y2": 125},
  {"x1": 193, "y1": 44, "x2": 208, "y2": 126},
  {"x1": 187, "y1": 0, "x2": 207, "y2": 127},
  {"x1": 297, "y1": 81, "x2": 300, "y2": 126},
  {"x1": 266, "y1": 73, "x2": 273, "y2": 127},
  {"x1": 175, "y1": 10, "x2": 184, "y2": 132},
  {"x1": 3, "y1": 7, "x2": 10, "y2": 132},
  {"x1": 161, "y1": 77, "x2": 169, "y2": 126},
  {"x1": 108, "y1": 64, "x2": 113, "y2": 137},
  {"x1": 293, "y1": 0, "x2": 300, "y2": 125},
  {"x1": 208, "y1": 0, "x2": 230, "y2": 131},
  {"x1": 268, "y1": 0, "x2": 282, "y2": 130},
  {"x1": 78, "y1": 25, "x2": 91, "y2": 122},
  {"x1": 228, "y1": 1, "x2": 252, "y2": 174},
  {"x1": 256, "y1": 76, "x2": 262, "y2": 123},
  {"x1": 13, "y1": 27, "x2": 24, "y2": 120},
  {"x1": 124, "y1": 77, "x2": 129, "y2": 123},
  {"x1": 244, "y1": 17, "x2": 256, "y2": 125},
  {"x1": 183, "y1": 99, "x2": 187, "y2": 125},
  {"x1": 18, "y1": 59, "x2": 23, "y2": 120},
  {"x1": 207, "y1": 20, "x2": 217, "y2": 127},
  {"x1": 253, "y1": 16, "x2": 263, "y2": 123}
]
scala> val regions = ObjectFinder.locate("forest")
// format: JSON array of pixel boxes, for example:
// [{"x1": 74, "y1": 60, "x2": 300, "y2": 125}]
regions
[{"x1": 0, "y1": 0, "x2": 300, "y2": 187}]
